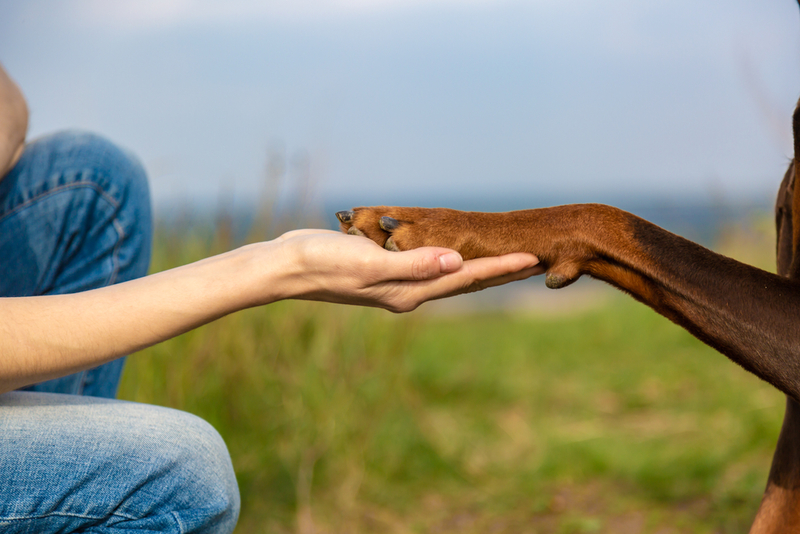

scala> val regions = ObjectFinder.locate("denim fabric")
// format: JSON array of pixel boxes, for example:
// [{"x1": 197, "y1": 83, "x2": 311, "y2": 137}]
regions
[
  {"x1": 0, "y1": 392, "x2": 240, "y2": 533},
  {"x1": 0, "y1": 132, "x2": 240, "y2": 533},
  {"x1": 0, "y1": 131, "x2": 153, "y2": 398}
]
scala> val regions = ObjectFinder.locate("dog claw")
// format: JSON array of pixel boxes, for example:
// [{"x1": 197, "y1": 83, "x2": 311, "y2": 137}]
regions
[
  {"x1": 379, "y1": 216, "x2": 400, "y2": 232},
  {"x1": 385, "y1": 237, "x2": 400, "y2": 251},
  {"x1": 347, "y1": 226, "x2": 365, "y2": 237},
  {"x1": 336, "y1": 210, "x2": 354, "y2": 223}
]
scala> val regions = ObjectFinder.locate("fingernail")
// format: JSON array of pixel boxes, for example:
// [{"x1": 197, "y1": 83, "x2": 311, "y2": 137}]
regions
[{"x1": 439, "y1": 252, "x2": 462, "y2": 272}]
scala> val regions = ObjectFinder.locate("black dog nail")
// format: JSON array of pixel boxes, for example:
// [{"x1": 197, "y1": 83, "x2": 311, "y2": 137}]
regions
[
  {"x1": 336, "y1": 210, "x2": 354, "y2": 223},
  {"x1": 379, "y1": 216, "x2": 400, "y2": 232}
]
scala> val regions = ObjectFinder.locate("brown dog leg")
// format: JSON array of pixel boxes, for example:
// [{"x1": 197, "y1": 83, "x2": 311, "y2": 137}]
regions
[
  {"x1": 749, "y1": 157, "x2": 800, "y2": 532},
  {"x1": 750, "y1": 398, "x2": 800, "y2": 533},
  {"x1": 337, "y1": 202, "x2": 800, "y2": 530},
  {"x1": 336, "y1": 98, "x2": 800, "y2": 531},
  {"x1": 337, "y1": 203, "x2": 800, "y2": 400}
]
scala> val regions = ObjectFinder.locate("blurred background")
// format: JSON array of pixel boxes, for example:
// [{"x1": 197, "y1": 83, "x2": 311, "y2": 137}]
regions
[
  {"x1": 2, "y1": 0, "x2": 798, "y2": 215},
  {"x1": 3, "y1": 1, "x2": 800, "y2": 532}
]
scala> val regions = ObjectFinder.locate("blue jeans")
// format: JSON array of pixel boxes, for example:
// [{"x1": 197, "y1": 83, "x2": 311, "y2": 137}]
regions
[
  {"x1": 0, "y1": 392, "x2": 239, "y2": 533},
  {"x1": 0, "y1": 130, "x2": 152, "y2": 397},
  {"x1": 0, "y1": 132, "x2": 239, "y2": 533}
]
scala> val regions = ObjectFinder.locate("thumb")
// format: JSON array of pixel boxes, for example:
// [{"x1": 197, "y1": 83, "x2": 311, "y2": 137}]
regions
[{"x1": 389, "y1": 248, "x2": 463, "y2": 281}]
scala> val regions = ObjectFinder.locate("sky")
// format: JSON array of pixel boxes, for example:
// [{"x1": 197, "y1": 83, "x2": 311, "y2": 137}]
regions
[{"x1": 1, "y1": 0, "x2": 799, "y2": 215}]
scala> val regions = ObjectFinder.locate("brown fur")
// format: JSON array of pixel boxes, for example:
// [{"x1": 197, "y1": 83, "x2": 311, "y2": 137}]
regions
[{"x1": 336, "y1": 9, "x2": 800, "y2": 530}]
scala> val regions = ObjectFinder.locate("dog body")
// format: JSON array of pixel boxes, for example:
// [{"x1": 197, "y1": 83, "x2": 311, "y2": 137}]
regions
[{"x1": 336, "y1": 14, "x2": 800, "y2": 534}]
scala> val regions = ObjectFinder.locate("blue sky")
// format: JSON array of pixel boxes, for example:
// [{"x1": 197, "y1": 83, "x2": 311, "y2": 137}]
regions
[{"x1": 2, "y1": 0, "x2": 799, "y2": 213}]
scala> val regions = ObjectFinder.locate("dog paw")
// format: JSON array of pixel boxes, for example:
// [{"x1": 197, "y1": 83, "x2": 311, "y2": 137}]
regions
[
  {"x1": 336, "y1": 205, "x2": 593, "y2": 289},
  {"x1": 335, "y1": 206, "x2": 463, "y2": 254}
]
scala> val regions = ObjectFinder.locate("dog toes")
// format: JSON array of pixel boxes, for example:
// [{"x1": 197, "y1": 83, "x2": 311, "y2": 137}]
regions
[
  {"x1": 347, "y1": 226, "x2": 366, "y2": 237},
  {"x1": 336, "y1": 210, "x2": 354, "y2": 224},
  {"x1": 335, "y1": 208, "x2": 412, "y2": 251},
  {"x1": 384, "y1": 236, "x2": 400, "y2": 251}
]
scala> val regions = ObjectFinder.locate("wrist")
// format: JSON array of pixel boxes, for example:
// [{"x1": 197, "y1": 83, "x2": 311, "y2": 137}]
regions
[{"x1": 228, "y1": 239, "x2": 303, "y2": 307}]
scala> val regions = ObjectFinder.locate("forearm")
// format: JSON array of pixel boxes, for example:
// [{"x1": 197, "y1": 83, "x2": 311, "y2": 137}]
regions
[
  {"x1": 0, "y1": 229, "x2": 539, "y2": 395},
  {"x1": 0, "y1": 242, "x2": 284, "y2": 394},
  {"x1": 0, "y1": 64, "x2": 28, "y2": 178}
]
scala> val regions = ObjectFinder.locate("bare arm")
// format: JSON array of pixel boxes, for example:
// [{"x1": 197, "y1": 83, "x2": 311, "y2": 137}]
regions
[
  {"x1": 0, "y1": 63, "x2": 28, "y2": 179},
  {"x1": 0, "y1": 229, "x2": 540, "y2": 394}
]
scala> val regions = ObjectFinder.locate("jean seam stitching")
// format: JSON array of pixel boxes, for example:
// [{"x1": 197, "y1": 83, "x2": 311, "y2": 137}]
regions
[
  {"x1": 170, "y1": 510, "x2": 187, "y2": 533},
  {"x1": 0, "y1": 180, "x2": 121, "y2": 225},
  {"x1": 76, "y1": 370, "x2": 89, "y2": 395},
  {"x1": 0, "y1": 510, "x2": 139, "y2": 522},
  {"x1": 0, "y1": 178, "x2": 125, "y2": 295},
  {"x1": 108, "y1": 218, "x2": 125, "y2": 286}
]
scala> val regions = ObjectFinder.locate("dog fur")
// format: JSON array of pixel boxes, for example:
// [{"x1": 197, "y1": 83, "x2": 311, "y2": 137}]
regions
[{"x1": 336, "y1": 5, "x2": 800, "y2": 531}]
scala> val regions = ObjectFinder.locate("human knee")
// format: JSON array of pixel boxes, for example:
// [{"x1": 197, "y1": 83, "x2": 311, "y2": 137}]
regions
[
  {"x1": 25, "y1": 130, "x2": 148, "y2": 196},
  {"x1": 43, "y1": 130, "x2": 153, "y2": 280},
  {"x1": 0, "y1": 395, "x2": 240, "y2": 534},
  {"x1": 144, "y1": 409, "x2": 241, "y2": 533},
  {"x1": 62, "y1": 131, "x2": 150, "y2": 231}
]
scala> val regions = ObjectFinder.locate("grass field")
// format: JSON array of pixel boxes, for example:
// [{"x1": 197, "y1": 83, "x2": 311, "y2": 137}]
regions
[{"x1": 118, "y1": 212, "x2": 783, "y2": 533}]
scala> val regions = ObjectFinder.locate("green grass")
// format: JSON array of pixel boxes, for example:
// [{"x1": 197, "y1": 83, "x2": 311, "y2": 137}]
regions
[{"x1": 119, "y1": 218, "x2": 783, "y2": 533}]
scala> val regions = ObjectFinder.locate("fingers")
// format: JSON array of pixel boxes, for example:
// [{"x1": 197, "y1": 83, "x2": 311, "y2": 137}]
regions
[
  {"x1": 276, "y1": 228, "x2": 339, "y2": 241},
  {"x1": 384, "y1": 253, "x2": 542, "y2": 312},
  {"x1": 380, "y1": 247, "x2": 464, "y2": 281},
  {"x1": 274, "y1": 230, "x2": 464, "y2": 289},
  {"x1": 440, "y1": 253, "x2": 542, "y2": 294},
  {"x1": 272, "y1": 228, "x2": 541, "y2": 313}
]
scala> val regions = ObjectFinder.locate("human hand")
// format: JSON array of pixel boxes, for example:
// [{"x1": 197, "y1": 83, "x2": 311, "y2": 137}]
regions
[
  {"x1": 271, "y1": 229, "x2": 543, "y2": 312},
  {"x1": 0, "y1": 227, "x2": 536, "y2": 392}
]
